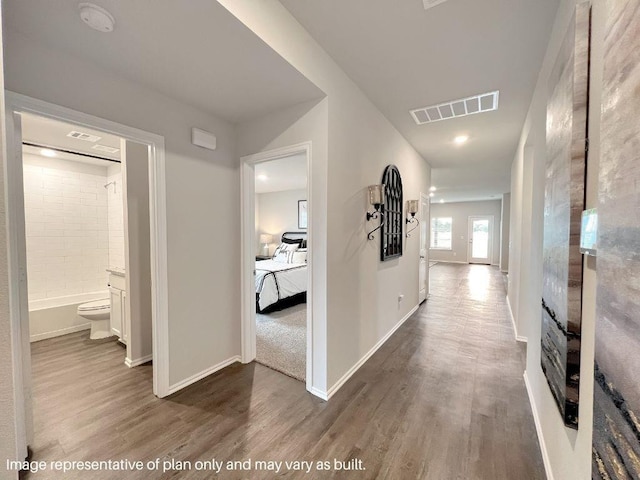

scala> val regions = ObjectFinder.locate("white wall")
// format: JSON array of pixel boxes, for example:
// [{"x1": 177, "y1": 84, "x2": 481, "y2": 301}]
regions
[
  {"x1": 500, "y1": 193, "x2": 510, "y2": 272},
  {"x1": 256, "y1": 188, "x2": 306, "y2": 255},
  {"x1": 22, "y1": 154, "x2": 110, "y2": 303},
  {"x1": 4, "y1": 29, "x2": 240, "y2": 388},
  {"x1": 106, "y1": 163, "x2": 125, "y2": 269},
  {"x1": 123, "y1": 141, "x2": 152, "y2": 364},
  {"x1": 228, "y1": 0, "x2": 431, "y2": 392},
  {"x1": 429, "y1": 200, "x2": 502, "y2": 265},
  {"x1": 509, "y1": 0, "x2": 601, "y2": 478}
]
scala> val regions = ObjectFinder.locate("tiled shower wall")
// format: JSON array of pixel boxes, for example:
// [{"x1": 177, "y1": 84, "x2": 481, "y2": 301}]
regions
[
  {"x1": 106, "y1": 163, "x2": 125, "y2": 269},
  {"x1": 23, "y1": 153, "x2": 113, "y2": 302}
]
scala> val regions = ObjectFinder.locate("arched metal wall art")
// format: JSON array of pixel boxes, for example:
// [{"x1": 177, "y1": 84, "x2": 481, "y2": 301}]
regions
[{"x1": 380, "y1": 165, "x2": 403, "y2": 261}]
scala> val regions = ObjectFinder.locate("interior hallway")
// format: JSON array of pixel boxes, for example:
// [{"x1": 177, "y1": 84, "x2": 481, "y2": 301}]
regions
[{"x1": 26, "y1": 263, "x2": 543, "y2": 479}]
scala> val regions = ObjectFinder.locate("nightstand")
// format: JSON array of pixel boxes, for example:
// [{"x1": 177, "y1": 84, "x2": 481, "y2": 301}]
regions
[{"x1": 255, "y1": 255, "x2": 271, "y2": 261}]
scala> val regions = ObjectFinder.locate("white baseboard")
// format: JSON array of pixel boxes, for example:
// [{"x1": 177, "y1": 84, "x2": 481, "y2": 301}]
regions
[
  {"x1": 167, "y1": 355, "x2": 241, "y2": 395},
  {"x1": 524, "y1": 371, "x2": 554, "y2": 480},
  {"x1": 324, "y1": 304, "x2": 419, "y2": 400},
  {"x1": 125, "y1": 354, "x2": 153, "y2": 368},
  {"x1": 30, "y1": 323, "x2": 90, "y2": 342},
  {"x1": 506, "y1": 296, "x2": 528, "y2": 343},
  {"x1": 434, "y1": 260, "x2": 467, "y2": 264},
  {"x1": 308, "y1": 386, "x2": 328, "y2": 401}
]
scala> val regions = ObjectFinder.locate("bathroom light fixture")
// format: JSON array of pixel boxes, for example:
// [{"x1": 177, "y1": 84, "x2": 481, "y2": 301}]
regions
[
  {"x1": 430, "y1": 186, "x2": 437, "y2": 192},
  {"x1": 429, "y1": 192, "x2": 435, "y2": 198},
  {"x1": 259, "y1": 234, "x2": 273, "y2": 256},
  {"x1": 406, "y1": 200, "x2": 420, "y2": 237},
  {"x1": 79, "y1": 3, "x2": 115, "y2": 33},
  {"x1": 40, "y1": 148, "x2": 56, "y2": 158},
  {"x1": 454, "y1": 135, "x2": 469, "y2": 145},
  {"x1": 366, "y1": 184, "x2": 385, "y2": 240}
]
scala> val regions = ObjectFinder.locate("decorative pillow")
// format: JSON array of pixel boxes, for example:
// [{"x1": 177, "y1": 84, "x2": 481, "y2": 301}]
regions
[
  {"x1": 273, "y1": 243, "x2": 299, "y2": 263},
  {"x1": 291, "y1": 249, "x2": 307, "y2": 264},
  {"x1": 282, "y1": 237, "x2": 304, "y2": 245}
]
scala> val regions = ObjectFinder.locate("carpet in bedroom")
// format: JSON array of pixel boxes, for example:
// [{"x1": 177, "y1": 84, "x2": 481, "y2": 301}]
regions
[{"x1": 256, "y1": 303, "x2": 306, "y2": 381}]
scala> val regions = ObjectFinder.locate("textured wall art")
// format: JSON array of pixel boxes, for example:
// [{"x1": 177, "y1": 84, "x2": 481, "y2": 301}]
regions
[
  {"x1": 592, "y1": 0, "x2": 640, "y2": 477},
  {"x1": 540, "y1": 2, "x2": 590, "y2": 430}
]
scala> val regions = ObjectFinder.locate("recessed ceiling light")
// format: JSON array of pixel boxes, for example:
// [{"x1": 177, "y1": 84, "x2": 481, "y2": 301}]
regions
[
  {"x1": 78, "y1": 3, "x2": 115, "y2": 33},
  {"x1": 429, "y1": 186, "x2": 437, "y2": 192},
  {"x1": 40, "y1": 149, "x2": 57, "y2": 158},
  {"x1": 454, "y1": 135, "x2": 469, "y2": 145},
  {"x1": 429, "y1": 192, "x2": 435, "y2": 198},
  {"x1": 439, "y1": 199, "x2": 445, "y2": 203},
  {"x1": 257, "y1": 174, "x2": 268, "y2": 181}
]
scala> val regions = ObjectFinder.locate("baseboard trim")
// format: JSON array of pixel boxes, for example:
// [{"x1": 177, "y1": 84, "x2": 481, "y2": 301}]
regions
[
  {"x1": 30, "y1": 323, "x2": 90, "y2": 342},
  {"x1": 433, "y1": 260, "x2": 467, "y2": 264},
  {"x1": 325, "y1": 304, "x2": 419, "y2": 400},
  {"x1": 524, "y1": 371, "x2": 554, "y2": 480},
  {"x1": 308, "y1": 386, "x2": 328, "y2": 401},
  {"x1": 506, "y1": 296, "x2": 528, "y2": 343},
  {"x1": 168, "y1": 355, "x2": 241, "y2": 395},
  {"x1": 125, "y1": 354, "x2": 153, "y2": 368}
]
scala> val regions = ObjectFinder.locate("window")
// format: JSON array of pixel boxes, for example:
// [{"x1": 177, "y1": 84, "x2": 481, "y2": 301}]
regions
[{"x1": 431, "y1": 217, "x2": 452, "y2": 249}]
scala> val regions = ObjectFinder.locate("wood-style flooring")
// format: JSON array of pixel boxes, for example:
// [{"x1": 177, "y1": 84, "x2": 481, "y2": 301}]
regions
[{"x1": 25, "y1": 263, "x2": 544, "y2": 479}]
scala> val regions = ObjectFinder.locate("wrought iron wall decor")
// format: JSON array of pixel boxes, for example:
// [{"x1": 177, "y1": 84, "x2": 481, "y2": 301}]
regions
[
  {"x1": 380, "y1": 165, "x2": 403, "y2": 261},
  {"x1": 540, "y1": 3, "x2": 590, "y2": 430}
]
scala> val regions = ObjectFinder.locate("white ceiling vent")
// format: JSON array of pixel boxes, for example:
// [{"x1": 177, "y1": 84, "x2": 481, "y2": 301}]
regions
[
  {"x1": 67, "y1": 130, "x2": 102, "y2": 142},
  {"x1": 92, "y1": 144, "x2": 120, "y2": 154},
  {"x1": 422, "y1": 0, "x2": 450, "y2": 10},
  {"x1": 410, "y1": 91, "x2": 500, "y2": 125}
]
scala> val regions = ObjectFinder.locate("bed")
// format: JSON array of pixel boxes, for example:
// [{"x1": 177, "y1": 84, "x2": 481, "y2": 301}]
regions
[{"x1": 256, "y1": 232, "x2": 308, "y2": 313}]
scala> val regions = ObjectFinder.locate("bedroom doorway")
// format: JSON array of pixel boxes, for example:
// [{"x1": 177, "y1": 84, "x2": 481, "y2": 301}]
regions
[{"x1": 241, "y1": 143, "x2": 313, "y2": 391}]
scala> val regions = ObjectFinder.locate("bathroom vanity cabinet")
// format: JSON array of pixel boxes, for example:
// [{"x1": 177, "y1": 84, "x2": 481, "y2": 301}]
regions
[{"x1": 108, "y1": 270, "x2": 128, "y2": 345}]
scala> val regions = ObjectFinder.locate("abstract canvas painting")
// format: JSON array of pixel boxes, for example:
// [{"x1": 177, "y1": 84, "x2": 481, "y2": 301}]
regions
[
  {"x1": 592, "y1": 0, "x2": 640, "y2": 477},
  {"x1": 540, "y1": 2, "x2": 589, "y2": 430}
]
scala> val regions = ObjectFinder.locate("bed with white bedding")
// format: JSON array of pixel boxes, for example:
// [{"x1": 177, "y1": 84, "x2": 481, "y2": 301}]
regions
[{"x1": 255, "y1": 232, "x2": 308, "y2": 313}]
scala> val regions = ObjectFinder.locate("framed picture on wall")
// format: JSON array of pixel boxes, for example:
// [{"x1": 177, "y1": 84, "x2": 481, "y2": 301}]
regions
[{"x1": 298, "y1": 200, "x2": 307, "y2": 229}]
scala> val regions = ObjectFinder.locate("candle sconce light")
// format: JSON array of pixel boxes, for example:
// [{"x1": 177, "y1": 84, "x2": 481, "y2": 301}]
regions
[
  {"x1": 406, "y1": 199, "x2": 420, "y2": 237},
  {"x1": 366, "y1": 184, "x2": 385, "y2": 240}
]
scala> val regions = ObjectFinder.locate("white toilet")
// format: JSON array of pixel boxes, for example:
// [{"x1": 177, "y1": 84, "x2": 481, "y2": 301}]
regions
[{"x1": 77, "y1": 299, "x2": 112, "y2": 340}]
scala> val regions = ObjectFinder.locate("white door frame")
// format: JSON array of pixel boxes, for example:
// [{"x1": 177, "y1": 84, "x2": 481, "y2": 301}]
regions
[
  {"x1": 5, "y1": 92, "x2": 171, "y2": 456},
  {"x1": 467, "y1": 215, "x2": 494, "y2": 264},
  {"x1": 418, "y1": 192, "x2": 430, "y2": 303},
  {"x1": 240, "y1": 142, "x2": 314, "y2": 394}
]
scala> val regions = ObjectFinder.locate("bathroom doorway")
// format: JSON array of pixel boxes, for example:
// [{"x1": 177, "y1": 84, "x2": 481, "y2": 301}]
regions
[{"x1": 5, "y1": 92, "x2": 170, "y2": 460}]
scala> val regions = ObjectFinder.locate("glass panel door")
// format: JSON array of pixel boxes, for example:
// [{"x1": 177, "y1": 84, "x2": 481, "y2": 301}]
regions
[{"x1": 468, "y1": 216, "x2": 493, "y2": 264}]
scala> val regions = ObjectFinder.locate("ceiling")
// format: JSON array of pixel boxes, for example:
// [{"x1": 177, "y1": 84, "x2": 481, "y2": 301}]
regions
[
  {"x1": 4, "y1": 0, "x2": 324, "y2": 124},
  {"x1": 280, "y1": 0, "x2": 559, "y2": 202},
  {"x1": 21, "y1": 113, "x2": 122, "y2": 162},
  {"x1": 255, "y1": 154, "x2": 307, "y2": 194}
]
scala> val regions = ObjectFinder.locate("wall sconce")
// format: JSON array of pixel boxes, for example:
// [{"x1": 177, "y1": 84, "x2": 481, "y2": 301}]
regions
[
  {"x1": 259, "y1": 234, "x2": 273, "y2": 256},
  {"x1": 406, "y1": 199, "x2": 420, "y2": 237},
  {"x1": 366, "y1": 184, "x2": 385, "y2": 240}
]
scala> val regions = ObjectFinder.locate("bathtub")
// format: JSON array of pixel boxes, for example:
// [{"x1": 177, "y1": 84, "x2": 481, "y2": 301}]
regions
[{"x1": 29, "y1": 291, "x2": 109, "y2": 342}]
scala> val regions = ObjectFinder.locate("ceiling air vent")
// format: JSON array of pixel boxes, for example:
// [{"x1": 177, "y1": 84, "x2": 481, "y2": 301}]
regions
[
  {"x1": 92, "y1": 144, "x2": 120, "y2": 154},
  {"x1": 67, "y1": 130, "x2": 102, "y2": 142},
  {"x1": 410, "y1": 90, "x2": 500, "y2": 125},
  {"x1": 423, "y1": 0, "x2": 450, "y2": 10}
]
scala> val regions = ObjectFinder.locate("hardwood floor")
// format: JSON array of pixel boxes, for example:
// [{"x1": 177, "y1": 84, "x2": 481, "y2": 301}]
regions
[{"x1": 25, "y1": 264, "x2": 544, "y2": 479}]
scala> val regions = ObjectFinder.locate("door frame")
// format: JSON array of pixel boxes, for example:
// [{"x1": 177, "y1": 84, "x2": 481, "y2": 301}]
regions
[
  {"x1": 240, "y1": 142, "x2": 315, "y2": 394},
  {"x1": 418, "y1": 192, "x2": 430, "y2": 303},
  {"x1": 467, "y1": 215, "x2": 494, "y2": 264},
  {"x1": 5, "y1": 92, "x2": 171, "y2": 457}
]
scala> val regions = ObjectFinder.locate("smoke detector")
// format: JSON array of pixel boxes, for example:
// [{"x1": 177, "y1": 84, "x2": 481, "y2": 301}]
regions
[{"x1": 78, "y1": 3, "x2": 115, "y2": 33}]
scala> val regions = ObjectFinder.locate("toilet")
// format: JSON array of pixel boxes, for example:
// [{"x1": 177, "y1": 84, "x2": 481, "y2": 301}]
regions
[{"x1": 77, "y1": 299, "x2": 112, "y2": 340}]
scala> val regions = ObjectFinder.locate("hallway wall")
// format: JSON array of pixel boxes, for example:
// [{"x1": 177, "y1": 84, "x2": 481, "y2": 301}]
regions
[
  {"x1": 509, "y1": 0, "x2": 602, "y2": 478},
  {"x1": 229, "y1": 0, "x2": 431, "y2": 394},
  {"x1": 429, "y1": 199, "x2": 502, "y2": 265}
]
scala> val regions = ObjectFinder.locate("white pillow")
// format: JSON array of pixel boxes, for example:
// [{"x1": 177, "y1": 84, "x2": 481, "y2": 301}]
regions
[
  {"x1": 273, "y1": 243, "x2": 299, "y2": 263},
  {"x1": 291, "y1": 250, "x2": 307, "y2": 264}
]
